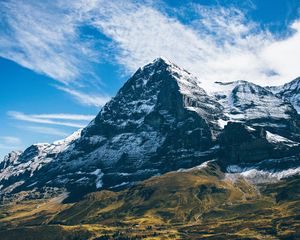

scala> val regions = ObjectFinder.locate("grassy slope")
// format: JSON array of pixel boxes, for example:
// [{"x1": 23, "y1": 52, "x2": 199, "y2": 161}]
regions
[{"x1": 0, "y1": 163, "x2": 299, "y2": 240}]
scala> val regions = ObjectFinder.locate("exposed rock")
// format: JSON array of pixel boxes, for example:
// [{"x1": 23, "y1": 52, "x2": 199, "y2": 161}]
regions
[
  {"x1": 0, "y1": 58, "x2": 225, "y2": 198},
  {"x1": 1, "y1": 58, "x2": 300, "y2": 200}
]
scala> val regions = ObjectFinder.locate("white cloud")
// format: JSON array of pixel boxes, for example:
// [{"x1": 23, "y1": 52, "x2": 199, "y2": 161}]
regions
[
  {"x1": 0, "y1": 144, "x2": 21, "y2": 150},
  {"x1": 30, "y1": 113, "x2": 94, "y2": 121},
  {"x1": 1, "y1": 0, "x2": 300, "y2": 91},
  {"x1": 0, "y1": 136, "x2": 22, "y2": 153},
  {"x1": 0, "y1": 0, "x2": 97, "y2": 83},
  {"x1": 56, "y1": 86, "x2": 110, "y2": 107},
  {"x1": 261, "y1": 21, "x2": 300, "y2": 85},
  {"x1": 0, "y1": 136, "x2": 22, "y2": 145},
  {"x1": 7, "y1": 111, "x2": 88, "y2": 128},
  {"x1": 0, "y1": 0, "x2": 107, "y2": 106},
  {"x1": 20, "y1": 126, "x2": 69, "y2": 137},
  {"x1": 85, "y1": 1, "x2": 300, "y2": 87},
  {"x1": 68, "y1": 1, "x2": 300, "y2": 87}
]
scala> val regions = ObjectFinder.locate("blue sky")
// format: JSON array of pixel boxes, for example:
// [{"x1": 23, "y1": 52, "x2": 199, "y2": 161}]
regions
[{"x1": 0, "y1": 0, "x2": 300, "y2": 159}]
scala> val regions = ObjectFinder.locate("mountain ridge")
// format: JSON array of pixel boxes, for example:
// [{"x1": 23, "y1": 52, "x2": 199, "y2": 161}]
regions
[{"x1": 1, "y1": 57, "x2": 300, "y2": 202}]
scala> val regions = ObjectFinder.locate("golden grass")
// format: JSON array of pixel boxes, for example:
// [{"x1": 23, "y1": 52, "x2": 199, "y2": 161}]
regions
[{"x1": 0, "y1": 164, "x2": 299, "y2": 239}]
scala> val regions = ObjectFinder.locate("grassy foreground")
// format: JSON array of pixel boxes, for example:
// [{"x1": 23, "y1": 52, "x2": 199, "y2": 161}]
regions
[{"x1": 0, "y1": 163, "x2": 299, "y2": 239}]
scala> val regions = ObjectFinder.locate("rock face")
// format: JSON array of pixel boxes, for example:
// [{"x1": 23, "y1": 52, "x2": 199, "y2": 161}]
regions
[
  {"x1": 213, "y1": 80, "x2": 300, "y2": 141},
  {"x1": 0, "y1": 58, "x2": 225, "y2": 198},
  {"x1": 1, "y1": 58, "x2": 300, "y2": 200},
  {"x1": 218, "y1": 122, "x2": 300, "y2": 167},
  {"x1": 218, "y1": 122, "x2": 272, "y2": 165},
  {"x1": 213, "y1": 80, "x2": 300, "y2": 173},
  {"x1": 272, "y1": 77, "x2": 300, "y2": 113},
  {"x1": 0, "y1": 151, "x2": 22, "y2": 170},
  {"x1": 81, "y1": 58, "x2": 224, "y2": 173}
]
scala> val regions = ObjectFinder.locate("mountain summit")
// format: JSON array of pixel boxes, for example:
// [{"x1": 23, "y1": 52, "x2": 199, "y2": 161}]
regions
[{"x1": 1, "y1": 58, "x2": 300, "y2": 201}]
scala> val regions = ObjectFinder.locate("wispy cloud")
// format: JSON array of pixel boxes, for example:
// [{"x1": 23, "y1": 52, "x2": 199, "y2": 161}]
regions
[
  {"x1": 56, "y1": 86, "x2": 111, "y2": 107},
  {"x1": 0, "y1": 0, "x2": 96, "y2": 83},
  {"x1": 7, "y1": 111, "x2": 90, "y2": 128},
  {"x1": 0, "y1": 136, "x2": 22, "y2": 145},
  {"x1": 1, "y1": 0, "x2": 300, "y2": 91},
  {"x1": 30, "y1": 113, "x2": 94, "y2": 121},
  {"x1": 0, "y1": 136, "x2": 22, "y2": 152},
  {"x1": 0, "y1": 0, "x2": 107, "y2": 106},
  {"x1": 80, "y1": 1, "x2": 300, "y2": 86},
  {"x1": 20, "y1": 126, "x2": 69, "y2": 137},
  {"x1": 0, "y1": 144, "x2": 21, "y2": 150},
  {"x1": 85, "y1": 2, "x2": 275, "y2": 87}
]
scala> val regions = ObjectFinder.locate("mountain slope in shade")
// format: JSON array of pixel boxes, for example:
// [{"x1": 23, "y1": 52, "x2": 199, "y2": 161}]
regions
[
  {"x1": 1, "y1": 58, "x2": 300, "y2": 239},
  {"x1": 1, "y1": 58, "x2": 300, "y2": 202},
  {"x1": 0, "y1": 58, "x2": 226, "y2": 199}
]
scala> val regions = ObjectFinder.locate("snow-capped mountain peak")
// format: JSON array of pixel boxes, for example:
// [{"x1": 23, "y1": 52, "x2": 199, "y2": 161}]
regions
[
  {"x1": 273, "y1": 77, "x2": 300, "y2": 113},
  {"x1": 134, "y1": 56, "x2": 201, "y2": 90},
  {"x1": 1, "y1": 59, "x2": 300, "y2": 201},
  {"x1": 211, "y1": 80, "x2": 300, "y2": 140}
]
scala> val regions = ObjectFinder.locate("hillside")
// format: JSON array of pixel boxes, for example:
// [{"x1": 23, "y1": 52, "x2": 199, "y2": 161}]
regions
[
  {"x1": 1, "y1": 58, "x2": 300, "y2": 239},
  {"x1": 0, "y1": 161, "x2": 299, "y2": 239}
]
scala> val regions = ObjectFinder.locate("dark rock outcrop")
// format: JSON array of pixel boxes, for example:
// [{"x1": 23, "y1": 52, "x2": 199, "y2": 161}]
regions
[
  {"x1": 1, "y1": 58, "x2": 300, "y2": 200},
  {"x1": 218, "y1": 122, "x2": 300, "y2": 169}
]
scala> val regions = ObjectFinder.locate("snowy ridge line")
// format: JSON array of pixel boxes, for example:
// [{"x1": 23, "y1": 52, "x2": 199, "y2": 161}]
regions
[
  {"x1": 226, "y1": 165, "x2": 300, "y2": 184},
  {"x1": 266, "y1": 131, "x2": 299, "y2": 146},
  {"x1": 1, "y1": 58, "x2": 300, "y2": 196},
  {"x1": 0, "y1": 129, "x2": 82, "y2": 182}
]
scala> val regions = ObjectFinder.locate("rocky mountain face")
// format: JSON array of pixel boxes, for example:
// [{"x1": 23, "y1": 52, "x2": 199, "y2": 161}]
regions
[
  {"x1": 218, "y1": 122, "x2": 300, "y2": 170},
  {"x1": 213, "y1": 80, "x2": 300, "y2": 179},
  {"x1": 271, "y1": 77, "x2": 300, "y2": 113},
  {"x1": 1, "y1": 58, "x2": 300, "y2": 201},
  {"x1": 213, "y1": 80, "x2": 300, "y2": 141}
]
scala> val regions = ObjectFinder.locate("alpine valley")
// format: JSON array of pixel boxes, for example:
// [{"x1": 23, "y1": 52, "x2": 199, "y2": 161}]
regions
[{"x1": 0, "y1": 58, "x2": 299, "y2": 240}]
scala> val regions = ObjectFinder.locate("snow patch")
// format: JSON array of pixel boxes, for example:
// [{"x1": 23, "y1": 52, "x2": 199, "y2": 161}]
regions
[
  {"x1": 226, "y1": 166, "x2": 300, "y2": 184},
  {"x1": 266, "y1": 131, "x2": 299, "y2": 146},
  {"x1": 218, "y1": 119, "x2": 228, "y2": 129},
  {"x1": 110, "y1": 182, "x2": 129, "y2": 189},
  {"x1": 177, "y1": 160, "x2": 212, "y2": 172},
  {"x1": 91, "y1": 169, "x2": 104, "y2": 189}
]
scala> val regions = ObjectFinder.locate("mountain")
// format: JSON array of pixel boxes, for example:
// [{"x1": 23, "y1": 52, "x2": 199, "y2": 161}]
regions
[
  {"x1": 1, "y1": 57, "x2": 300, "y2": 239},
  {"x1": 211, "y1": 80, "x2": 300, "y2": 171},
  {"x1": 0, "y1": 58, "x2": 226, "y2": 201},
  {"x1": 213, "y1": 80, "x2": 300, "y2": 141},
  {"x1": 1, "y1": 58, "x2": 300, "y2": 203},
  {"x1": 270, "y1": 77, "x2": 300, "y2": 113}
]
